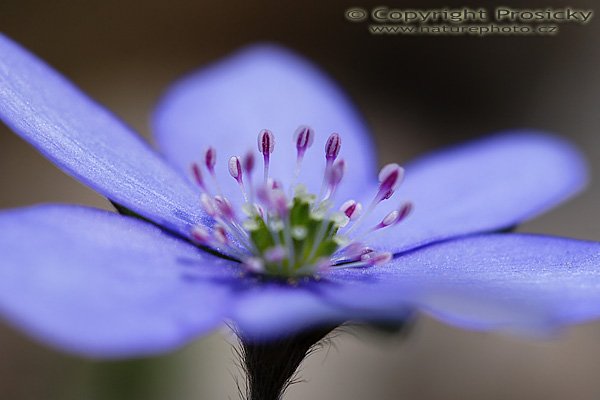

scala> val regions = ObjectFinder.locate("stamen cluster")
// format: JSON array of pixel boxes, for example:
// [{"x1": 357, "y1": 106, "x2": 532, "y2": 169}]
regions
[{"x1": 189, "y1": 126, "x2": 411, "y2": 279}]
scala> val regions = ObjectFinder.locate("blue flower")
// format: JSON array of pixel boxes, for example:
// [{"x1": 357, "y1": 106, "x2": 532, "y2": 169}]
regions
[{"x1": 0, "y1": 33, "x2": 599, "y2": 359}]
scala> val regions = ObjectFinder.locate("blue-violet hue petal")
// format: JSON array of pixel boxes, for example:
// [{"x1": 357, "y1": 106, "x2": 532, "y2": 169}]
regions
[
  {"x1": 0, "y1": 205, "x2": 236, "y2": 358},
  {"x1": 229, "y1": 283, "x2": 350, "y2": 340},
  {"x1": 325, "y1": 234, "x2": 600, "y2": 334},
  {"x1": 359, "y1": 132, "x2": 587, "y2": 253},
  {"x1": 0, "y1": 34, "x2": 209, "y2": 235}
]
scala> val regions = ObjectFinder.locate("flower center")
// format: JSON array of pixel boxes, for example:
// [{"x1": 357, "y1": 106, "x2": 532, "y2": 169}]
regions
[{"x1": 189, "y1": 126, "x2": 412, "y2": 279}]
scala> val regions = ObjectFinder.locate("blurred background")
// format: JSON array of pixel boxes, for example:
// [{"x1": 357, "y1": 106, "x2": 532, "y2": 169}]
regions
[{"x1": 1, "y1": 0, "x2": 599, "y2": 399}]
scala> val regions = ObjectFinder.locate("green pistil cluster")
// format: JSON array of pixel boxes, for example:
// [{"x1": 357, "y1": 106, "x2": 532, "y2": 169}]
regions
[{"x1": 243, "y1": 187, "x2": 348, "y2": 277}]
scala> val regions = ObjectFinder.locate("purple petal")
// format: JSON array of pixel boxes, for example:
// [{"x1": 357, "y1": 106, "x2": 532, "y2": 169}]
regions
[
  {"x1": 358, "y1": 133, "x2": 587, "y2": 253},
  {"x1": 229, "y1": 283, "x2": 349, "y2": 340},
  {"x1": 0, "y1": 34, "x2": 209, "y2": 236},
  {"x1": 0, "y1": 205, "x2": 236, "y2": 357},
  {"x1": 153, "y1": 44, "x2": 376, "y2": 205},
  {"x1": 326, "y1": 234, "x2": 600, "y2": 334}
]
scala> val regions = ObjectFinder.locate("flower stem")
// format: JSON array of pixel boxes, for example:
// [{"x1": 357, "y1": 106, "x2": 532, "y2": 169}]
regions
[{"x1": 240, "y1": 327, "x2": 335, "y2": 400}]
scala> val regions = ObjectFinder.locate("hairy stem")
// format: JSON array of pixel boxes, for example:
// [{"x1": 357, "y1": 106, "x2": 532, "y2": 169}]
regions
[{"x1": 240, "y1": 327, "x2": 334, "y2": 400}]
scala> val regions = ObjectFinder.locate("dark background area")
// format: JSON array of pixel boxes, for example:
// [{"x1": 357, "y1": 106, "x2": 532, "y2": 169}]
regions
[{"x1": 1, "y1": 1, "x2": 599, "y2": 399}]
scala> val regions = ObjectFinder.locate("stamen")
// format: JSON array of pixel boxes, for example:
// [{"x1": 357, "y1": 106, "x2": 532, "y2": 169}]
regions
[
  {"x1": 256, "y1": 185, "x2": 274, "y2": 209},
  {"x1": 340, "y1": 200, "x2": 362, "y2": 220},
  {"x1": 325, "y1": 133, "x2": 342, "y2": 162},
  {"x1": 397, "y1": 202, "x2": 412, "y2": 221},
  {"x1": 204, "y1": 147, "x2": 223, "y2": 195},
  {"x1": 294, "y1": 125, "x2": 314, "y2": 159},
  {"x1": 190, "y1": 224, "x2": 247, "y2": 261},
  {"x1": 338, "y1": 242, "x2": 371, "y2": 258},
  {"x1": 207, "y1": 193, "x2": 255, "y2": 254},
  {"x1": 332, "y1": 242, "x2": 372, "y2": 264},
  {"x1": 345, "y1": 164, "x2": 405, "y2": 236},
  {"x1": 271, "y1": 189, "x2": 289, "y2": 219},
  {"x1": 205, "y1": 147, "x2": 217, "y2": 173},
  {"x1": 243, "y1": 151, "x2": 256, "y2": 202},
  {"x1": 243, "y1": 151, "x2": 255, "y2": 175},
  {"x1": 323, "y1": 159, "x2": 345, "y2": 201},
  {"x1": 377, "y1": 202, "x2": 412, "y2": 229},
  {"x1": 349, "y1": 202, "x2": 413, "y2": 246},
  {"x1": 214, "y1": 195, "x2": 236, "y2": 221},
  {"x1": 319, "y1": 133, "x2": 342, "y2": 199},
  {"x1": 257, "y1": 129, "x2": 275, "y2": 184},
  {"x1": 190, "y1": 225, "x2": 211, "y2": 245},
  {"x1": 265, "y1": 246, "x2": 286, "y2": 263},
  {"x1": 228, "y1": 156, "x2": 248, "y2": 202},
  {"x1": 214, "y1": 225, "x2": 229, "y2": 245},
  {"x1": 200, "y1": 193, "x2": 217, "y2": 217},
  {"x1": 228, "y1": 156, "x2": 243, "y2": 182},
  {"x1": 376, "y1": 163, "x2": 404, "y2": 202},
  {"x1": 242, "y1": 257, "x2": 265, "y2": 274},
  {"x1": 333, "y1": 251, "x2": 392, "y2": 269},
  {"x1": 290, "y1": 125, "x2": 314, "y2": 192},
  {"x1": 328, "y1": 160, "x2": 345, "y2": 187},
  {"x1": 191, "y1": 163, "x2": 208, "y2": 192},
  {"x1": 361, "y1": 251, "x2": 393, "y2": 266}
]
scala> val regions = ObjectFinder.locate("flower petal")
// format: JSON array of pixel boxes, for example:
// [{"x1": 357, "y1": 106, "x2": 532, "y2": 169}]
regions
[
  {"x1": 0, "y1": 205, "x2": 236, "y2": 357},
  {"x1": 153, "y1": 44, "x2": 376, "y2": 204},
  {"x1": 0, "y1": 34, "x2": 208, "y2": 236},
  {"x1": 325, "y1": 234, "x2": 600, "y2": 334},
  {"x1": 229, "y1": 283, "x2": 348, "y2": 340},
  {"x1": 358, "y1": 133, "x2": 587, "y2": 253}
]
